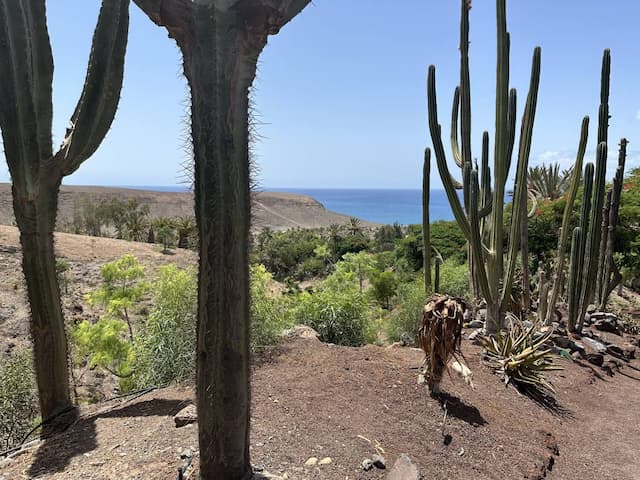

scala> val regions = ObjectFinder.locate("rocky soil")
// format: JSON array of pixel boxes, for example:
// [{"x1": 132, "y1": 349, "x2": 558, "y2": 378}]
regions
[{"x1": 2, "y1": 329, "x2": 640, "y2": 479}]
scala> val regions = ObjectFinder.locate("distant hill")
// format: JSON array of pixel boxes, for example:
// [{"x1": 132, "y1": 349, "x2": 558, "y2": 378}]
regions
[{"x1": 0, "y1": 184, "x2": 375, "y2": 232}]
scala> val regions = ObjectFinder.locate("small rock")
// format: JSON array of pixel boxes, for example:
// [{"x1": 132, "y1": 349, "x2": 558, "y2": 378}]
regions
[
  {"x1": 594, "y1": 319, "x2": 619, "y2": 334},
  {"x1": 468, "y1": 319, "x2": 484, "y2": 329},
  {"x1": 467, "y1": 329, "x2": 482, "y2": 343},
  {"x1": 318, "y1": 457, "x2": 332, "y2": 466},
  {"x1": 606, "y1": 344, "x2": 626, "y2": 359},
  {"x1": 550, "y1": 334, "x2": 572, "y2": 349},
  {"x1": 371, "y1": 454, "x2": 386, "y2": 469},
  {"x1": 586, "y1": 353, "x2": 604, "y2": 367},
  {"x1": 304, "y1": 457, "x2": 318, "y2": 467},
  {"x1": 571, "y1": 351, "x2": 583, "y2": 361},
  {"x1": 174, "y1": 405, "x2": 197, "y2": 427},
  {"x1": 622, "y1": 344, "x2": 636, "y2": 360},
  {"x1": 283, "y1": 325, "x2": 319, "y2": 340},
  {"x1": 385, "y1": 454, "x2": 420, "y2": 480},
  {"x1": 582, "y1": 337, "x2": 607, "y2": 354},
  {"x1": 361, "y1": 459, "x2": 374, "y2": 471},
  {"x1": 477, "y1": 308, "x2": 487, "y2": 320}
]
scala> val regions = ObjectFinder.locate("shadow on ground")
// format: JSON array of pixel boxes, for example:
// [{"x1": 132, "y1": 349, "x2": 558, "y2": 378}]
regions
[{"x1": 28, "y1": 398, "x2": 188, "y2": 477}]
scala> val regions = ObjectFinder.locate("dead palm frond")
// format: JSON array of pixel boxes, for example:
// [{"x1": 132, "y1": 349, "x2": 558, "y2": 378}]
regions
[
  {"x1": 478, "y1": 314, "x2": 562, "y2": 396},
  {"x1": 418, "y1": 295, "x2": 467, "y2": 394}
]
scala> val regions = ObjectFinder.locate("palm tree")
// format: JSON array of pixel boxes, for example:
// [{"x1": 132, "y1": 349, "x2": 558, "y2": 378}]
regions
[
  {"x1": 527, "y1": 163, "x2": 574, "y2": 200},
  {"x1": 347, "y1": 216, "x2": 363, "y2": 236},
  {"x1": 125, "y1": 209, "x2": 149, "y2": 242}
]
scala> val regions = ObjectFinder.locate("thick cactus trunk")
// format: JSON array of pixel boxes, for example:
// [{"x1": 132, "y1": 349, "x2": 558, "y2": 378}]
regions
[
  {"x1": 13, "y1": 182, "x2": 73, "y2": 423},
  {"x1": 182, "y1": 8, "x2": 255, "y2": 477}
]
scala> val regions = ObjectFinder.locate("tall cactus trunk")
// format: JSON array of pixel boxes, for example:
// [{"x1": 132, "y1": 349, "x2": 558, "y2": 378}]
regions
[
  {"x1": 13, "y1": 182, "x2": 73, "y2": 424},
  {"x1": 520, "y1": 184, "x2": 530, "y2": 312},
  {"x1": 423, "y1": 149, "x2": 432, "y2": 293},
  {"x1": 182, "y1": 8, "x2": 257, "y2": 477}
]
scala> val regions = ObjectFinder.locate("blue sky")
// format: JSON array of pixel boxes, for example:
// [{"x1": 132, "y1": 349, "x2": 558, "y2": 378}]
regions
[{"x1": 1, "y1": 0, "x2": 639, "y2": 189}]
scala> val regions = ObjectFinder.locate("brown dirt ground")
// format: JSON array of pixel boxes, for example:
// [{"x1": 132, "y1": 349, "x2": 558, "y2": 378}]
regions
[{"x1": 2, "y1": 333, "x2": 640, "y2": 480}]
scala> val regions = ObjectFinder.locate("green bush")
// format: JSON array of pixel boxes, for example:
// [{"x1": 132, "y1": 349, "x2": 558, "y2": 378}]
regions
[
  {"x1": 251, "y1": 264, "x2": 294, "y2": 347},
  {"x1": 132, "y1": 265, "x2": 197, "y2": 389},
  {"x1": 0, "y1": 350, "x2": 39, "y2": 451},
  {"x1": 293, "y1": 289, "x2": 372, "y2": 346},
  {"x1": 439, "y1": 259, "x2": 471, "y2": 300},
  {"x1": 385, "y1": 278, "x2": 428, "y2": 344}
]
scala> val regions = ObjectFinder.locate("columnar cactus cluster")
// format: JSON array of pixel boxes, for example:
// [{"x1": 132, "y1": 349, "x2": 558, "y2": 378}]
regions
[{"x1": 427, "y1": 0, "x2": 540, "y2": 333}]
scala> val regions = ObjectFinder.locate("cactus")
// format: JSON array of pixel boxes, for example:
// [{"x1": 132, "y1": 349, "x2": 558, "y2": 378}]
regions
[
  {"x1": 597, "y1": 138, "x2": 627, "y2": 309},
  {"x1": 423, "y1": 149, "x2": 432, "y2": 293},
  {"x1": 0, "y1": 1, "x2": 130, "y2": 424},
  {"x1": 427, "y1": 0, "x2": 541, "y2": 333},
  {"x1": 544, "y1": 117, "x2": 589, "y2": 324},
  {"x1": 132, "y1": 1, "x2": 311, "y2": 477},
  {"x1": 567, "y1": 227, "x2": 583, "y2": 332}
]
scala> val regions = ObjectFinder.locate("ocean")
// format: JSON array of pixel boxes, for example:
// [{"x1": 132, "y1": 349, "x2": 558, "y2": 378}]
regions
[{"x1": 124, "y1": 186, "x2": 458, "y2": 225}]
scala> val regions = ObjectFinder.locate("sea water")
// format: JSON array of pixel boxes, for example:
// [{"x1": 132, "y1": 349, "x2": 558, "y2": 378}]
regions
[{"x1": 124, "y1": 186, "x2": 458, "y2": 225}]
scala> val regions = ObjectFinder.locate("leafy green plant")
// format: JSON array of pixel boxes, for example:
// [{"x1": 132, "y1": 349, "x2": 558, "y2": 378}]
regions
[
  {"x1": 0, "y1": 350, "x2": 39, "y2": 451},
  {"x1": 250, "y1": 265, "x2": 294, "y2": 348},
  {"x1": 132, "y1": 265, "x2": 197, "y2": 389},
  {"x1": 386, "y1": 278, "x2": 429, "y2": 344},
  {"x1": 86, "y1": 254, "x2": 149, "y2": 340},
  {"x1": 294, "y1": 289, "x2": 372, "y2": 346},
  {"x1": 370, "y1": 270, "x2": 399, "y2": 309},
  {"x1": 439, "y1": 259, "x2": 471, "y2": 300},
  {"x1": 478, "y1": 316, "x2": 561, "y2": 396}
]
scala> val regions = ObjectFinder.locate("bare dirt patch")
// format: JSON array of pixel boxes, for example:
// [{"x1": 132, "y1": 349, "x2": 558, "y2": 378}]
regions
[{"x1": 2, "y1": 335, "x2": 640, "y2": 479}]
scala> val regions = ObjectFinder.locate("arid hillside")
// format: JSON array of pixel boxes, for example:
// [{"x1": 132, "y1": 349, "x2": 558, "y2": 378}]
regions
[{"x1": 0, "y1": 184, "x2": 373, "y2": 232}]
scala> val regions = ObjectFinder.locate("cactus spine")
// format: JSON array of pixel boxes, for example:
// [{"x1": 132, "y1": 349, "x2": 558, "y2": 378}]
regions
[
  {"x1": 428, "y1": 0, "x2": 541, "y2": 333},
  {"x1": 0, "y1": 0, "x2": 130, "y2": 423},
  {"x1": 423, "y1": 148, "x2": 432, "y2": 293}
]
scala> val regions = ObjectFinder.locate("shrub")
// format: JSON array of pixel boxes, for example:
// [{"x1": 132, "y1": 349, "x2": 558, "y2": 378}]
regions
[
  {"x1": 0, "y1": 350, "x2": 38, "y2": 451},
  {"x1": 385, "y1": 278, "x2": 428, "y2": 344},
  {"x1": 132, "y1": 265, "x2": 197, "y2": 389},
  {"x1": 370, "y1": 270, "x2": 399, "y2": 309},
  {"x1": 293, "y1": 289, "x2": 371, "y2": 346},
  {"x1": 439, "y1": 259, "x2": 470, "y2": 300},
  {"x1": 251, "y1": 264, "x2": 294, "y2": 347}
]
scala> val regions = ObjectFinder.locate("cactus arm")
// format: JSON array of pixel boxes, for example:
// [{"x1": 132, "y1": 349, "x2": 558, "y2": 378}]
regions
[
  {"x1": 527, "y1": 190, "x2": 538, "y2": 218},
  {"x1": 451, "y1": 87, "x2": 462, "y2": 168},
  {"x1": 423, "y1": 148, "x2": 432, "y2": 292},
  {"x1": 56, "y1": 0, "x2": 130, "y2": 176},
  {"x1": 427, "y1": 65, "x2": 472, "y2": 241},
  {"x1": 501, "y1": 47, "x2": 541, "y2": 309},
  {"x1": 469, "y1": 170, "x2": 493, "y2": 304},
  {"x1": 566, "y1": 227, "x2": 582, "y2": 331},
  {"x1": 504, "y1": 88, "x2": 517, "y2": 183},
  {"x1": 0, "y1": 0, "x2": 54, "y2": 195},
  {"x1": 459, "y1": 0, "x2": 472, "y2": 173},
  {"x1": 599, "y1": 138, "x2": 627, "y2": 308},
  {"x1": 544, "y1": 116, "x2": 589, "y2": 324},
  {"x1": 487, "y1": 0, "x2": 511, "y2": 323},
  {"x1": 597, "y1": 49, "x2": 610, "y2": 145},
  {"x1": 596, "y1": 189, "x2": 612, "y2": 304}
]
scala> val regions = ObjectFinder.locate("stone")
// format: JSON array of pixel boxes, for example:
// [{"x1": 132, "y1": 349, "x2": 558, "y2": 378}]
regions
[
  {"x1": 606, "y1": 344, "x2": 626, "y2": 359},
  {"x1": 571, "y1": 351, "x2": 583, "y2": 361},
  {"x1": 304, "y1": 457, "x2": 318, "y2": 467},
  {"x1": 468, "y1": 319, "x2": 484, "y2": 329},
  {"x1": 385, "y1": 454, "x2": 420, "y2": 480},
  {"x1": 477, "y1": 309, "x2": 487, "y2": 320},
  {"x1": 594, "y1": 319, "x2": 619, "y2": 334},
  {"x1": 586, "y1": 353, "x2": 604, "y2": 367},
  {"x1": 622, "y1": 344, "x2": 637, "y2": 360},
  {"x1": 361, "y1": 459, "x2": 374, "y2": 471},
  {"x1": 318, "y1": 457, "x2": 332, "y2": 466},
  {"x1": 174, "y1": 405, "x2": 197, "y2": 427},
  {"x1": 550, "y1": 334, "x2": 572, "y2": 349},
  {"x1": 582, "y1": 337, "x2": 607, "y2": 354},
  {"x1": 467, "y1": 329, "x2": 482, "y2": 343},
  {"x1": 283, "y1": 325, "x2": 319, "y2": 340},
  {"x1": 371, "y1": 454, "x2": 386, "y2": 469}
]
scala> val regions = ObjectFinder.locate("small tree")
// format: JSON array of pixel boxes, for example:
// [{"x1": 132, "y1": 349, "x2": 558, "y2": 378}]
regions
[
  {"x1": 370, "y1": 270, "x2": 399, "y2": 309},
  {"x1": 86, "y1": 255, "x2": 149, "y2": 341}
]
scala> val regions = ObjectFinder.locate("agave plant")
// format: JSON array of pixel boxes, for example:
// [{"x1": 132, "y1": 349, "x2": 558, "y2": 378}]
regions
[{"x1": 478, "y1": 315, "x2": 561, "y2": 396}]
